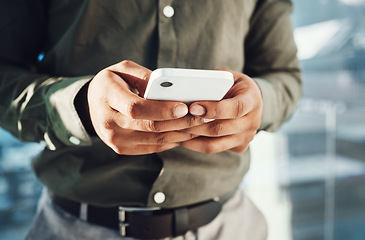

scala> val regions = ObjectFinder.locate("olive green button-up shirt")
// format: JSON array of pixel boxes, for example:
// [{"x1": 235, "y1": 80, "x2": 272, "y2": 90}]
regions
[{"x1": 0, "y1": 0, "x2": 301, "y2": 208}]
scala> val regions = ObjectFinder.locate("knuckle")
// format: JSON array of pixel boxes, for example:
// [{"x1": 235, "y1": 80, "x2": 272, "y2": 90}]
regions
[
  {"x1": 103, "y1": 118, "x2": 114, "y2": 130},
  {"x1": 103, "y1": 132, "x2": 125, "y2": 154},
  {"x1": 194, "y1": 116, "x2": 207, "y2": 126},
  {"x1": 185, "y1": 116, "x2": 195, "y2": 127},
  {"x1": 208, "y1": 122, "x2": 224, "y2": 136},
  {"x1": 156, "y1": 133, "x2": 169, "y2": 144},
  {"x1": 126, "y1": 100, "x2": 142, "y2": 119},
  {"x1": 154, "y1": 145, "x2": 165, "y2": 153},
  {"x1": 212, "y1": 105, "x2": 222, "y2": 118},
  {"x1": 139, "y1": 69, "x2": 150, "y2": 82},
  {"x1": 120, "y1": 60, "x2": 133, "y2": 69},
  {"x1": 235, "y1": 100, "x2": 245, "y2": 117},
  {"x1": 181, "y1": 116, "x2": 199, "y2": 128},
  {"x1": 233, "y1": 145, "x2": 249, "y2": 153},
  {"x1": 146, "y1": 120, "x2": 162, "y2": 132},
  {"x1": 190, "y1": 133, "x2": 197, "y2": 140},
  {"x1": 145, "y1": 120, "x2": 157, "y2": 132},
  {"x1": 203, "y1": 142, "x2": 218, "y2": 154},
  {"x1": 112, "y1": 146, "x2": 125, "y2": 155}
]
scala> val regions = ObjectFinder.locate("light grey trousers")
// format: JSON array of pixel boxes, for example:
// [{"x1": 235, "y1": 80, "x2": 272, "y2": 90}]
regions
[{"x1": 26, "y1": 188, "x2": 267, "y2": 240}]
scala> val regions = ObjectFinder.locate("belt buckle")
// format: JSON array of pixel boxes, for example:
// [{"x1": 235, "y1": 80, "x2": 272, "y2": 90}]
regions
[{"x1": 118, "y1": 206, "x2": 161, "y2": 237}]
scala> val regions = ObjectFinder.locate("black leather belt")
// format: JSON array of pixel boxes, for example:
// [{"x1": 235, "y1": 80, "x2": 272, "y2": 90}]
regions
[{"x1": 52, "y1": 191, "x2": 234, "y2": 239}]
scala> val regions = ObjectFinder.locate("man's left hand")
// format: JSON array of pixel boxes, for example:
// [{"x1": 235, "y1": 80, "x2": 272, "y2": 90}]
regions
[{"x1": 180, "y1": 70, "x2": 263, "y2": 154}]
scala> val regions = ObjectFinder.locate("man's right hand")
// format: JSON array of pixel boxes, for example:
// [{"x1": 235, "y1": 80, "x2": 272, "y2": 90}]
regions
[{"x1": 86, "y1": 60, "x2": 204, "y2": 155}]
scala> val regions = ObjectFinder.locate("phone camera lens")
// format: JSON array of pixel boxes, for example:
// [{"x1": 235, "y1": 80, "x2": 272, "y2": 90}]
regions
[{"x1": 160, "y1": 82, "x2": 173, "y2": 87}]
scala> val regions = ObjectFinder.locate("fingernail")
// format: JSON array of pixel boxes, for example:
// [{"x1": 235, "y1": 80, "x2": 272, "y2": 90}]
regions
[
  {"x1": 174, "y1": 104, "x2": 188, "y2": 118},
  {"x1": 203, "y1": 118, "x2": 215, "y2": 123},
  {"x1": 190, "y1": 105, "x2": 206, "y2": 116}
]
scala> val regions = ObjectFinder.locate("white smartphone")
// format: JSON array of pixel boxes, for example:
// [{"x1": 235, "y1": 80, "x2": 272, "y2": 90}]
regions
[{"x1": 144, "y1": 68, "x2": 234, "y2": 103}]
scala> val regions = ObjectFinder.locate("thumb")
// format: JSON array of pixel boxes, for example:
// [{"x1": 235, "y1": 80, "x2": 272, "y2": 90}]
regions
[{"x1": 108, "y1": 60, "x2": 152, "y2": 96}]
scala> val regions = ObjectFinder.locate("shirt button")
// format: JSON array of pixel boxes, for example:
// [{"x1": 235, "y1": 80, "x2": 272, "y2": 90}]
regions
[
  {"x1": 69, "y1": 136, "x2": 81, "y2": 145},
  {"x1": 153, "y1": 192, "x2": 166, "y2": 204},
  {"x1": 163, "y1": 6, "x2": 174, "y2": 18}
]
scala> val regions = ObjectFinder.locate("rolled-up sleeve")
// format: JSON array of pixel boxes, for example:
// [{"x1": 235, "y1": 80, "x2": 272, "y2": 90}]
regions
[
  {"x1": 0, "y1": 1, "x2": 93, "y2": 150},
  {"x1": 244, "y1": 0, "x2": 302, "y2": 132}
]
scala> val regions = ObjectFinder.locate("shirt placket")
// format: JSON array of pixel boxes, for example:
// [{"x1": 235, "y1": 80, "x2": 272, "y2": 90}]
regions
[{"x1": 157, "y1": 0, "x2": 177, "y2": 67}]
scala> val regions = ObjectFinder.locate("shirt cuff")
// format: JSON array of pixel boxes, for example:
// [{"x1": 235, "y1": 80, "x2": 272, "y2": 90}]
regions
[
  {"x1": 254, "y1": 77, "x2": 280, "y2": 132},
  {"x1": 45, "y1": 76, "x2": 93, "y2": 149}
]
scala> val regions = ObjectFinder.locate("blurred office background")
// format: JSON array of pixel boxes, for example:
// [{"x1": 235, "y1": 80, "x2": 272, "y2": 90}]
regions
[
  {"x1": 1, "y1": 0, "x2": 365, "y2": 239},
  {"x1": 245, "y1": 0, "x2": 365, "y2": 240}
]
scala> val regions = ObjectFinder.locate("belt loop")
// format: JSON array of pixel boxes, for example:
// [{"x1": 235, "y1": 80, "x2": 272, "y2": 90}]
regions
[
  {"x1": 174, "y1": 207, "x2": 189, "y2": 237},
  {"x1": 80, "y1": 203, "x2": 88, "y2": 221}
]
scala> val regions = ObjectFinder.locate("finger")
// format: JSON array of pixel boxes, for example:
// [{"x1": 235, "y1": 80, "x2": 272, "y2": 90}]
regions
[
  {"x1": 180, "y1": 135, "x2": 244, "y2": 154},
  {"x1": 114, "y1": 114, "x2": 208, "y2": 132},
  {"x1": 183, "y1": 119, "x2": 246, "y2": 137},
  {"x1": 97, "y1": 126, "x2": 181, "y2": 155},
  {"x1": 121, "y1": 131, "x2": 198, "y2": 145},
  {"x1": 189, "y1": 72, "x2": 262, "y2": 120},
  {"x1": 111, "y1": 143, "x2": 179, "y2": 155},
  {"x1": 228, "y1": 145, "x2": 249, "y2": 153},
  {"x1": 189, "y1": 95, "x2": 251, "y2": 120},
  {"x1": 103, "y1": 71, "x2": 189, "y2": 120},
  {"x1": 107, "y1": 60, "x2": 152, "y2": 96}
]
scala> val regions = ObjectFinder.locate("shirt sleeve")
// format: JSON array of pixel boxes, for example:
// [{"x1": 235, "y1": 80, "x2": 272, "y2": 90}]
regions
[
  {"x1": 0, "y1": 1, "x2": 93, "y2": 150},
  {"x1": 244, "y1": 0, "x2": 302, "y2": 132}
]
